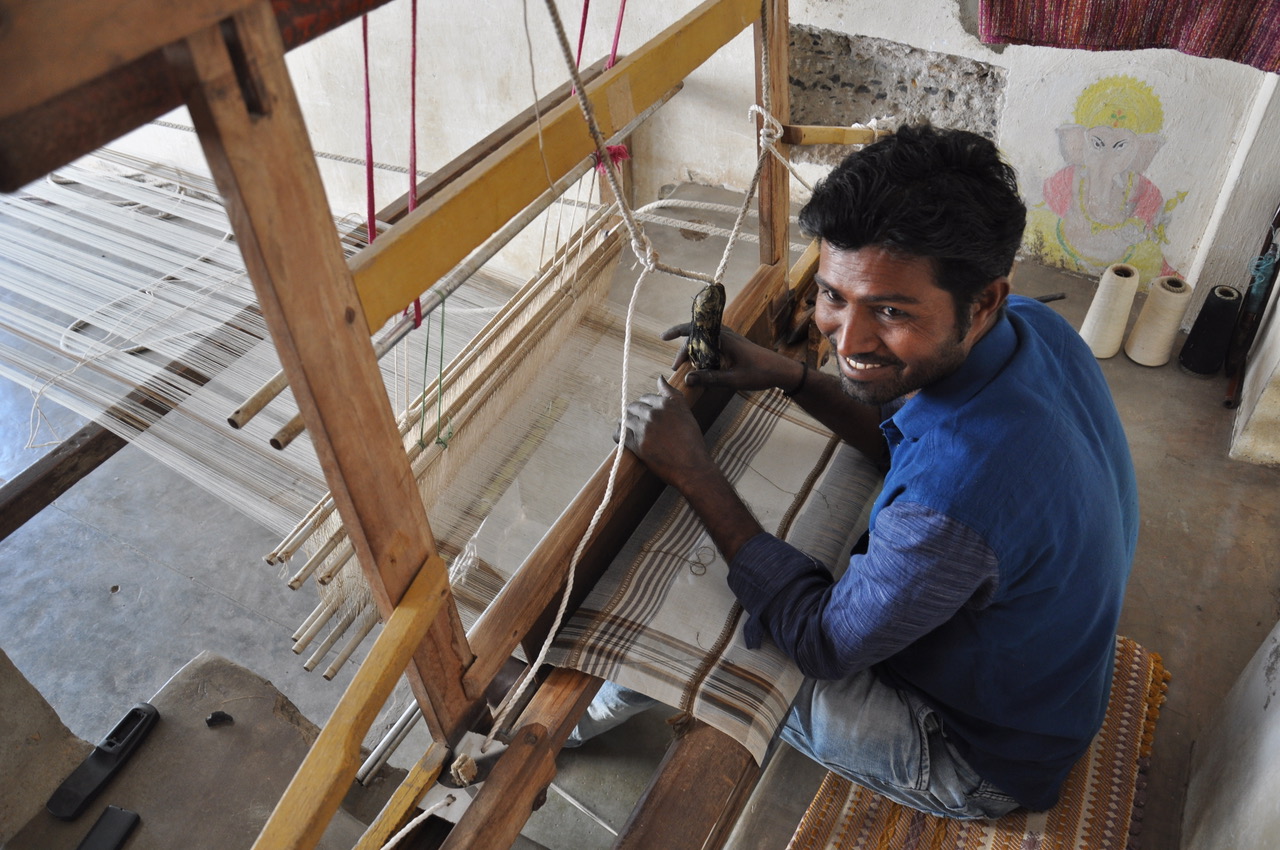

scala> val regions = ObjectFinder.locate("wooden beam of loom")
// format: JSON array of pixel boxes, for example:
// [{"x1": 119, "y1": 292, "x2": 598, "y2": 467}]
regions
[
  {"x1": 755, "y1": 0, "x2": 791, "y2": 268},
  {"x1": 350, "y1": 0, "x2": 763, "y2": 332},
  {"x1": 163, "y1": 0, "x2": 479, "y2": 768},
  {"x1": 0, "y1": 0, "x2": 398, "y2": 193},
  {"x1": 253, "y1": 554, "x2": 451, "y2": 850},
  {"x1": 780, "y1": 124, "x2": 891, "y2": 146}
]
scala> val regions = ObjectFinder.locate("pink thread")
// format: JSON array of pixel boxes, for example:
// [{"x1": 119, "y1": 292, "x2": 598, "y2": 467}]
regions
[
  {"x1": 575, "y1": 0, "x2": 591, "y2": 68},
  {"x1": 594, "y1": 144, "x2": 631, "y2": 175},
  {"x1": 408, "y1": 0, "x2": 418, "y2": 213},
  {"x1": 362, "y1": 16, "x2": 376, "y2": 244},
  {"x1": 607, "y1": 0, "x2": 628, "y2": 68},
  {"x1": 407, "y1": 1, "x2": 421, "y2": 327}
]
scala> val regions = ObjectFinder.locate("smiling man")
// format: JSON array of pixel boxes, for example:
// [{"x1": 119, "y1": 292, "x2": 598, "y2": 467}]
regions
[{"x1": 588, "y1": 125, "x2": 1140, "y2": 820}]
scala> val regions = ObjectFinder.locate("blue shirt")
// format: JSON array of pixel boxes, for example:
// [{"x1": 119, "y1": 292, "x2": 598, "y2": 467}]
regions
[{"x1": 729, "y1": 296, "x2": 1138, "y2": 810}]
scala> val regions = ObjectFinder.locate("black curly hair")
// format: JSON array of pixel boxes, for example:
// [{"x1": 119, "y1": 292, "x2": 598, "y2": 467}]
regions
[{"x1": 797, "y1": 124, "x2": 1027, "y2": 315}]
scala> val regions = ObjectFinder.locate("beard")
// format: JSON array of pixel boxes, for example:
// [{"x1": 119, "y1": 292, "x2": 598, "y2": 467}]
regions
[{"x1": 835, "y1": 312, "x2": 972, "y2": 406}]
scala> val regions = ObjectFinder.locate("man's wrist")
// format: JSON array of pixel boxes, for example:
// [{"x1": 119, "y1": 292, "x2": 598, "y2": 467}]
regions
[{"x1": 782, "y1": 360, "x2": 808, "y2": 397}]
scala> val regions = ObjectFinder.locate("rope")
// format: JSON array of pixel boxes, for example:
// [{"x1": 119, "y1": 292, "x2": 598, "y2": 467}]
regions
[{"x1": 481, "y1": 0, "x2": 785, "y2": 753}]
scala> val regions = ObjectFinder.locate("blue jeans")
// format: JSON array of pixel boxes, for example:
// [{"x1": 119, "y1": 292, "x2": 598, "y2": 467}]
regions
[{"x1": 565, "y1": 672, "x2": 1020, "y2": 820}]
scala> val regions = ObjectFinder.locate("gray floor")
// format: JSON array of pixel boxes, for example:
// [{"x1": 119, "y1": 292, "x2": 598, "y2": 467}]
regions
[{"x1": 4, "y1": 239, "x2": 1280, "y2": 847}]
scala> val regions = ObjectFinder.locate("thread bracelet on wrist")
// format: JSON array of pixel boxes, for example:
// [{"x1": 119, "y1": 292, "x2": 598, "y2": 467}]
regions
[{"x1": 783, "y1": 361, "x2": 808, "y2": 397}]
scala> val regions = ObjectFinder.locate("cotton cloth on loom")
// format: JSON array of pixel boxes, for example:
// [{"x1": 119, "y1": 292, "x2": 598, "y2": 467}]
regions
[
  {"x1": 0, "y1": 152, "x2": 515, "y2": 537},
  {"x1": 549, "y1": 389, "x2": 883, "y2": 762},
  {"x1": 979, "y1": 0, "x2": 1280, "y2": 73}
]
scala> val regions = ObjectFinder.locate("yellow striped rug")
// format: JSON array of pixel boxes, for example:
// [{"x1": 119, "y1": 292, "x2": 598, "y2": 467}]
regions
[{"x1": 787, "y1": 636, "x2": 1170, "y2": 850}]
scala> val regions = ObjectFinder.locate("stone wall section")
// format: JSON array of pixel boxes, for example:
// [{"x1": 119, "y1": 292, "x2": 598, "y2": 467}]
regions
[{"x1": 789, "y1": 25, "x2": 1006, "y2": 167}]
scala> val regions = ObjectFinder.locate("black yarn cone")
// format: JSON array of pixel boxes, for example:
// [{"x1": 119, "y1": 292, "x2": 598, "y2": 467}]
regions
[{"x1": 1179, "y1": 285, "x2": 1242, "y2": 376}]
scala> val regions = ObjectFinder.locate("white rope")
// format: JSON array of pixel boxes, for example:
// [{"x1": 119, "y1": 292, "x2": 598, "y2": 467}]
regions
[
  {"x1": 749, "y1": 103, "x2": 814, "y2": 193},
  {"x1": 481, "y1": 0, "x2": 787, "y2": 752},
  {"x1": 379, "y1": 794, "x2": 456, "y2": 850}
]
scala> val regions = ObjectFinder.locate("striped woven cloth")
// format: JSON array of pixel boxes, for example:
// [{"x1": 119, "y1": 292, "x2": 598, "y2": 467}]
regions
[
  {"x1": 979, "y1": 1, "x2": 1280, "y2": 74},
  {"x1": 786, "y1": 635, "x2": 1170, "y2": 850},
  {"x1": 549, "y1": 389, "x2": 882, "y2": 762}
]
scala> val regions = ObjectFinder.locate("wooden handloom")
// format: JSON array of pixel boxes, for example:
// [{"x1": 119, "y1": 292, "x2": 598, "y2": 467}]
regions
[{"x1": 0, "y1": 1, "x2": 880, "y2": 847}]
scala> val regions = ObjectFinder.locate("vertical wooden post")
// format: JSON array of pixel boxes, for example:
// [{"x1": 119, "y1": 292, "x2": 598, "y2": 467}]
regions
[
  {"x1": 755, "y1": 0, "x2": 790, "y2": 268},
  {"x1": 163, "y1": 0, "x2": 480, "y2": 751}
]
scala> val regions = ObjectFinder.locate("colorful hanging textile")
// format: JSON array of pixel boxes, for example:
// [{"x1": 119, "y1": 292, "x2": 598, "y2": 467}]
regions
[{"x1": 979, "y1": 0, "x2": 1280, "y2": 74}]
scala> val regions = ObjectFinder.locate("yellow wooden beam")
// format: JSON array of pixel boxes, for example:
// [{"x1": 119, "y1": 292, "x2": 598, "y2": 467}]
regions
[
  {"x1": 780, "y1": 124, "x2": 890, "y2": 147},
  {"x1": 0, "y1": 0, "x2": 256, "y2": 122},
  {"x1": 350, "y1": 0, "x2": 761, "y2": 330},
  {"x1": 253, "y1": 554, "x2": 450, "y2": 850},
  {"x1": 354, "y1": 743, "x2": 449, "y2": 850}
]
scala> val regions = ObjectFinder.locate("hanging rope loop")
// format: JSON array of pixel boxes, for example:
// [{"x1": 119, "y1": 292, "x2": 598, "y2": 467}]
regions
[{"x1": 748, "y1": 103, "x2": 784, "y2": 149}]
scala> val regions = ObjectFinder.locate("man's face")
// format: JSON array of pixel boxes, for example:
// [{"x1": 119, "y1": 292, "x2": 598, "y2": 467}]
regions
[{"x1": 813, "y1": 243, "x2": 1001, "y2": 406}]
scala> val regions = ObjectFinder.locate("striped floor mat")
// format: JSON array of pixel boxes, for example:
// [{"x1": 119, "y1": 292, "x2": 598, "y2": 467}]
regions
[{"x1": 788, "y1": 636, "x2": 1170, "y2": 850}]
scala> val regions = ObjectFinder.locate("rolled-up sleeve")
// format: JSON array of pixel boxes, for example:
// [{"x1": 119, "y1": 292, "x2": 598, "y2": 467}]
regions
[{"x1": 727, "y1": 501, "x2": 999, "y2": 679}]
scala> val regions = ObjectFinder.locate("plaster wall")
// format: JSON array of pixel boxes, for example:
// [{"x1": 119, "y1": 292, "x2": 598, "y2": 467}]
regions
[
  {"x1": 111, "y1": 0, "x2": 1266, "y2": 283},
  {"x1": 1181, "y1": 618, "x2": 1280, "y2": 849},
  {"x1": 104, "y1": 0, "x2": 1280, "y2": 462}
]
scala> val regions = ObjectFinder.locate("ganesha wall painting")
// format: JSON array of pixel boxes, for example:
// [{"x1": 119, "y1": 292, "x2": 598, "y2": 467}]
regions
[{"x1": 1026, "y1": 75, "x2": 1186, "y2": 285}]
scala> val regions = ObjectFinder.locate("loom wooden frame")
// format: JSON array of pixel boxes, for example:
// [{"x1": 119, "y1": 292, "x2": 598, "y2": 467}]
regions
[{"x1": 2, "y1": 0, "x2": 809, "y2": 847}]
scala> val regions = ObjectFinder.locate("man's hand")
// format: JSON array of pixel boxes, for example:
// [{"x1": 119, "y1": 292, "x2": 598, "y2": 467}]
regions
[
  {"x1": 622, "y1": 376, "x2": 715, "y2": 490},
  {"x1": 622, "y1": 376, "x2": 764, "y2": 563},
  {"x1": 663, "y1": 324, "x2": 805, "y2": 395}
]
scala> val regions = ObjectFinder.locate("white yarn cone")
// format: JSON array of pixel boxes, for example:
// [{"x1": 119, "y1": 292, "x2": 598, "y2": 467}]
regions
[
  {"x1": 1124, "y1": 276, "x2": 1191, "y2": 366},
  {"x1": 1079, "y1": 263, "x2": 1140, "y2": 358}
]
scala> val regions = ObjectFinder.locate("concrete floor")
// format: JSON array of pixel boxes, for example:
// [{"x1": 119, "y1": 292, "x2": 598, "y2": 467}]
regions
[{"x1": 3, "y1": 190, "x2": 1280, "y2": 847}]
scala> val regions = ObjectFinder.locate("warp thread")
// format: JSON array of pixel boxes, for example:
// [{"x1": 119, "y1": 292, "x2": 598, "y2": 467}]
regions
[
  {"x1": 1179, "y1": 285, "x2": 1242, "y2": 376},
  {"x1": 1079, "y1": 263, "x2": 1140, "y2": 358},
  {"x1": 1124, "y1": 276, "x2": 1190, "y2": 367}
]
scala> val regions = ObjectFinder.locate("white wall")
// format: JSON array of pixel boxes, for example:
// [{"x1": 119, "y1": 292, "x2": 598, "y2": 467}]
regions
[
  {"x1": 1181, "y1": 617, "x2": 1280, "y2": 849},
  {"x1": 107, "y1": 0, "x2": 1280, "y2": 461}
]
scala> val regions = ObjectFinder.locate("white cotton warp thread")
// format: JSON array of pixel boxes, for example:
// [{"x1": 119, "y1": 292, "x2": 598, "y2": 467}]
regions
[
  {"x1": 1124, "y1": 276, "x2": 1191, "y2": 366},
  {"x1": 1078, "y1": 263, "x2": 1140, "y2": 358}
]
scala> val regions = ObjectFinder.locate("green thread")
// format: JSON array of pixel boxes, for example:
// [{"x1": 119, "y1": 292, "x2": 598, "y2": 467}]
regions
[
  {"x1": 434, "y1": 300, "x2": 451, "y2": 448},
  {"x1": 416, "y1": 299, "x2": 452, "y2": 450}
]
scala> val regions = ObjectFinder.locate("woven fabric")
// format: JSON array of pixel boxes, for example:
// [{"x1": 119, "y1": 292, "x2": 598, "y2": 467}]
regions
[
  {"x1": 549, "y1": 389, "x2": 882, "y2": 762},
  {"x1": 786, "y1": 636, "x2": 1170, "y2": 850},
  {"x1": 979, "y1": 1, "x2": 1280, "y2": 74}
]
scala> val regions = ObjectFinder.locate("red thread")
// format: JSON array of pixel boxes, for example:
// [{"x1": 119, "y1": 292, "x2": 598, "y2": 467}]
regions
[
  {"x1": 594, "y1": 144, "x2": 631, "y2": 175},
  {"x1": 575, "y1": 0, "x2": 591, "y2": 68},
  {"x1": 607, "y1": 0, "x2": 628, "y2": 68},
  {"x1": 408, "y1": 0, "x2": 418, "y2": 213}
]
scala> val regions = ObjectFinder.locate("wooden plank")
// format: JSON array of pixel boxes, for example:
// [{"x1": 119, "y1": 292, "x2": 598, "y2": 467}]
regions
[
  {"x1": 780, "y1": 124, "x2": 887, "y2": 147},
  {"x1": 754, "y1": 0, "x2": 790, "y2": 268},
  {"x1": 612, "y1": 721, "x2": 759, "y2": 850},
  {"x1": 0, "y1": 0, "x2": 395, "y2": 193},
  {"x1": 0, "y1": 423, "x2": 125, "y2": 543},
  {"x1": 0, "y1": 0, "x2": 256, "y2": 122},
  {"x1": 252, "y1": 553, "x2": 452, "y2": 850},
  {"x1": 441, "y1": 669, "x2": 600, "y2": 850},
  {"x1": 164, "y1": 0, "x2": 477, "y2": 752},
  {"x1": 354, "y1": 743, "x2": 449, "y2": 850},
  {"x1": 351, "y1": 0, "x2": 762, "y2": 331}
]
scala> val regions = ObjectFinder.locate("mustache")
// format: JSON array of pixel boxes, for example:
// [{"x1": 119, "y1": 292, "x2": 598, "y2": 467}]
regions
[{"x1": 834, "y1": 351, "x2": 903, "y2": 369}]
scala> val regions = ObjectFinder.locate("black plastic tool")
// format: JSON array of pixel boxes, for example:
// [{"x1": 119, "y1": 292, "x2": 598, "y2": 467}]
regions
[
  {"x1": 74, "y1": 806, "x2": 140, "y2": 850},
  {"x1": 47, "y1": 703, "x2": 159, "y2": 820}
]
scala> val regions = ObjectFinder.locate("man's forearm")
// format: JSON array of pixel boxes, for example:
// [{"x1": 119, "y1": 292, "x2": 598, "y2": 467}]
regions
[
  {"x1": 782, "y1": 361, "x2": 884, "y2": 459},
  {"x1": 669, "y1": 464, "x2": 764, "y2": 564}
]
